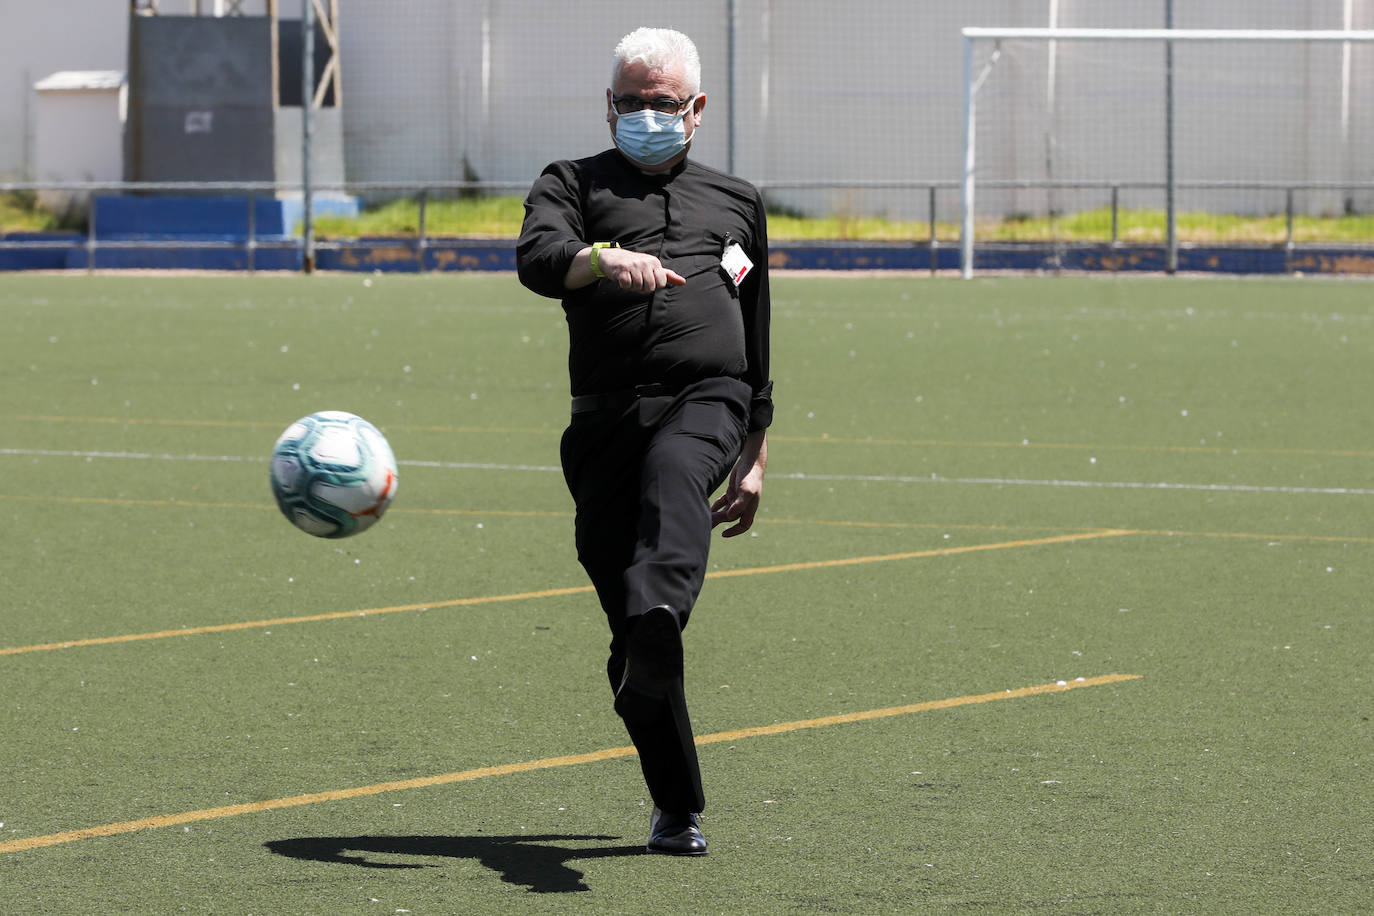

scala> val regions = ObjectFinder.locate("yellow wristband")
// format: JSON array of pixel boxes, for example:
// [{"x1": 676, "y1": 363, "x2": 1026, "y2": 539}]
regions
[{"x1": 590, "y1": 241, "x2": 619, "y2": 278}]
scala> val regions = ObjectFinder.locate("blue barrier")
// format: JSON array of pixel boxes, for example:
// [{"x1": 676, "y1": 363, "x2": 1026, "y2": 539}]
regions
[
  {"x1": 94, "y1": 196, "x2": 289, "y2": 239},
  {"x1": 974, "y1": 244, "x2": 1374, "y2": 274},
  {"x1": 769, "y1": 242, "x2": 959, "y2": 272},
  {"x1": 3, "y1": 236, "x2": 1372, "y2": 275},
  {"x1": 0, "y1": 232, "x2": 84, "y2": 270},
  {"x1": 91, "y1": 195, "x2": 359, "y2": 240},
  {"x1": 315, "y1": 239, "x2": 518, "y2": 273},
  {"x1": 61, "y1": 245, "x2": 301, "y2": 271}
]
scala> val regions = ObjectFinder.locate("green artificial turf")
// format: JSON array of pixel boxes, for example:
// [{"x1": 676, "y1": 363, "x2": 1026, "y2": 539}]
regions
[{"x1": 1, "y1": 273, "x2": 1371, "y2": 913}]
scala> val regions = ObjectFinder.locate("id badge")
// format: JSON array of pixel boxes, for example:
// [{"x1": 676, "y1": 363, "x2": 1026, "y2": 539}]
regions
[{"x1": 720, "y1": 237, "x2": 754, "y2": 287}]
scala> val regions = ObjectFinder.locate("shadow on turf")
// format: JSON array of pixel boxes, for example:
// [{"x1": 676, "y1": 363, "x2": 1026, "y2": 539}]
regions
[{"x1": 264, "y1": 834, "x2": 646, "y2": 893}]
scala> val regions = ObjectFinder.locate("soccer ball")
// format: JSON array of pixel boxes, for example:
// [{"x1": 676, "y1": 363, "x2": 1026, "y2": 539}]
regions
[{"x1": 270, "y1": 411, "x2": 398, "y2": 538}]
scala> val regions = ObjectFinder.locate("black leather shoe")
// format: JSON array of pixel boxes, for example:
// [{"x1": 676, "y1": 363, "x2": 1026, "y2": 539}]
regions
[
  {"x1": 614, "y1": 605, "x2": 683, "y2": 724},
  {"x1": 647, "y1": 807, "x2": 708, "y2": 856}
]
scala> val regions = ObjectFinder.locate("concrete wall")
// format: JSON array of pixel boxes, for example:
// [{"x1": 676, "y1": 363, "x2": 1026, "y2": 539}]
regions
[
  {"x1": 274, "y1": 106, "x2": 346, "y2": 190},
  {"x1": 2, "y1": 0, "x2": 1371, "y2": 219},
  {"x1": 0, "y1": 0, "x2": 128, "y2": 181},
  {"x1": 976, "y1": 0, "x2": 1374, "y2": 217},
  {"x1": 332, "y1": 0, "x2": 1373, "y2": 218}
]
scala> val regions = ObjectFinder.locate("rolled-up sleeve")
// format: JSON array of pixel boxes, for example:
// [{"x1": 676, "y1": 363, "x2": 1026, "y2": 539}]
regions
[
  {"x1": 741, "y1": 191, "x2": 774, "y2": 432},
  {"x1": 517, "y1": 161, "x2": 587, "y2": 299}
]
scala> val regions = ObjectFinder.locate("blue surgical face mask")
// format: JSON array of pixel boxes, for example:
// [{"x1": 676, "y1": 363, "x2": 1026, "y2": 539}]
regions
[{"x1": 613, "y1": 106, "x2": 695, "y2": 166}]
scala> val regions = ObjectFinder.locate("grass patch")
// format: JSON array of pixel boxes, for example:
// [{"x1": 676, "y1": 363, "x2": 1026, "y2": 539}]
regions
[
  {"x1": 764, "y1": 211, "x2": 961, "y2": 241},
  {"x1": 0, "y1": 191, "x2": 67, "y2": 232},
  {"x1": 991, "y1": 206, "x2": 1374, "y2": 244},
  {"x1": 311, "y1": 195, "x2": 1374, "y2": 244},
  {"x1": 5, "y1": 190, "x2": 1373, "y2": 244},
  {"x1": 310, "y1": 195, "x2": 527, "y2": 238}
]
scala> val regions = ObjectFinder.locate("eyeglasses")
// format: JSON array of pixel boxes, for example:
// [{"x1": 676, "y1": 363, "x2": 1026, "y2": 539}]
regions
[{"x1": 611, "y1": 95, "x2": 694, "y2": 115}]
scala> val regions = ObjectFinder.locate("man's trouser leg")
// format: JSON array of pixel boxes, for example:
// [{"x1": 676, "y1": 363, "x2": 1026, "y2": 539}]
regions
[{"x1": 560, "y1": 379, "x2": 749, "y2": 813}]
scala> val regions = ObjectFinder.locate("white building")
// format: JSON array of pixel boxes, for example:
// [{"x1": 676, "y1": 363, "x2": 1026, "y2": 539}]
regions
[{"x1": 2, "y1": 0, "x2": 1371, "y2": 219}]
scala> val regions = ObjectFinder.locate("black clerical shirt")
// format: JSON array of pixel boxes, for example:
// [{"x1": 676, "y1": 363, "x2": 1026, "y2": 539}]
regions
[{"x1": 517, "y1": 149, "x2": 773, "y2": 432}]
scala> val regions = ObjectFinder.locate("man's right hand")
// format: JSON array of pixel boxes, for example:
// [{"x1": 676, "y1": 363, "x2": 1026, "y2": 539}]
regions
[
  {"x1": 596, "y1": 246, "x2": 687, "y2": 293},
  {"x1": 564, "y1": 245, "x2": 686, "y2": 292}
]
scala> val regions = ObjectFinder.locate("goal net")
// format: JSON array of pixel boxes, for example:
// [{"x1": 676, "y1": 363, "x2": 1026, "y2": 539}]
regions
[{"x1": 960, "y1": 28, "x2": 1374, "y2": 275}]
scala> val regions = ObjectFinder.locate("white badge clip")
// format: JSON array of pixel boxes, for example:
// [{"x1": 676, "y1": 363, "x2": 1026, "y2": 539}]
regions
[{"x1": 720, "y1": 240, "x2": 754, "y2": 287}]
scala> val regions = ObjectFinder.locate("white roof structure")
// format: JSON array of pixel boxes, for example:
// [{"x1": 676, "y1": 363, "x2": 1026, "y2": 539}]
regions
[{"x1": 34, "y1": 71, "x2": 126, "y2": 92}]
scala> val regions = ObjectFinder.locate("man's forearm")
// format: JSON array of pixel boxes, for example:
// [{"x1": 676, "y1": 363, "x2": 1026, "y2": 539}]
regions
[
  {"x1": 740, "y1": 429, "x2": 767, "y2": 480},
  {"x1": 563, "y1": 246, "x2": 596, "y2": 289},
  {"x1": 564, "y1": 246, "x2": 686, "y2": 293}
]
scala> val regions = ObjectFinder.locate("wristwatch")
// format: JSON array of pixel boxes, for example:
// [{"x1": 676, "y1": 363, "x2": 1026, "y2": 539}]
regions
[{"x1": 589, "y1": 241, "x2": 619, "y2": 278}]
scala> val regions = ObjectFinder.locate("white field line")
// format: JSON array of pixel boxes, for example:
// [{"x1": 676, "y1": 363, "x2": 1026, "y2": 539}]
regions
[
  {"x1": 772, "y1": 304, "x2": 1374, "y2": 326},
  {"x1": 0, "y1": 448, "x2": 561, "y2": 473},
  {"x1": 780, "y1": 470, "x2": 1374, "y2": 496},
  {"x1": 3, "y1": 447, "x2": 1371, "y2": 496}
]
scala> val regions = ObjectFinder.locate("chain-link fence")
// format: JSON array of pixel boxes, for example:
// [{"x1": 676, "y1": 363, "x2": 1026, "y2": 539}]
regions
[{"x1": 3, "y1": 0, "x2": 1373, "y2": 272}]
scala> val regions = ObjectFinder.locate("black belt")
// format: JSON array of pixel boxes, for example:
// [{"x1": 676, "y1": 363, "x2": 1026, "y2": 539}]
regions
[{"x1": 571, "y1": 383, "x2": 677, "y2": 414}]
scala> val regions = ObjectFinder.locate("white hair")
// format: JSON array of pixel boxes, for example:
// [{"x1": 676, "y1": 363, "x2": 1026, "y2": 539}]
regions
[{"x1": 611, "y1": 27, "x2": 701, "y2": 95}]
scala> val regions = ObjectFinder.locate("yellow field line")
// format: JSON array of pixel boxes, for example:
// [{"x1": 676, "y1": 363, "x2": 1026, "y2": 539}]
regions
[
  {"x1": 1127, "y1": 528, "x2": 1374, "y2": 544},
  {"x1": 762, "y1": 518, "x2": 1100, "y2": 534},
  {"x1": 0, "y1": 673, "x2": 1141, "y2": 856},
  {"x1": 760, "y1": 521, "x2": 1374, "y2": 544},
  {"x1": 0, "y1": 585, "x2": 597, "y2": 657},
  {"x1": 0, "y1": 530, "x2": 1132, "y2": 658},
  {"x1": 696, "y1": 673, "x2": 1142, "y2": 745},
  {"x1": 10, "y1": 414, "x2": 1372, "y2": 458},
  {"x1": 14, "y1": 415, "x2": 282, "y2": 429},
  {"x1": 2, "y1": 493, "x2": 274, "y2": 511},
  {"x1": 707, "y1": 529, "x2": 1136, "y2": 578}
]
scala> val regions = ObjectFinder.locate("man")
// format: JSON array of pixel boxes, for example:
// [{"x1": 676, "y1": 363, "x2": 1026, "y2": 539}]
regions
[{"x1": 516, "y1": 27, "x2": 772, "y2": 857}]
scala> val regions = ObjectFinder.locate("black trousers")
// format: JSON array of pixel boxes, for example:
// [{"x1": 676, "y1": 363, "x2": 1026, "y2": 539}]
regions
[{"x1": 560, "y1": 376, "x2": 750, "y2": 813}]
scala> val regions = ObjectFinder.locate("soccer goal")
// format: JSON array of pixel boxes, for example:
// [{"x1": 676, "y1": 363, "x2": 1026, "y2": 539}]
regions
[{"x1": 959, "y1": 27, "x2": 1374, "y2": 277}]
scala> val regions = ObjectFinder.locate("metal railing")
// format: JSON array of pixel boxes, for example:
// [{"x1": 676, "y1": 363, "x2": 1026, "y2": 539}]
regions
[
  {"x1": 0, "y1": 178, "x2": 965, "y2": 274},
  {"x1": 3, "y1": 178, "x2": 1372, "y2": 274},
  {"x1": 969, "y1": 179, "x2": 1374, "y2": 274}
]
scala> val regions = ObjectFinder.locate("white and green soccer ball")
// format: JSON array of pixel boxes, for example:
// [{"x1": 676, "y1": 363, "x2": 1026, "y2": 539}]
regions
[{"x1": 270, "y1": 411, "x2": 398, "y2": 538}]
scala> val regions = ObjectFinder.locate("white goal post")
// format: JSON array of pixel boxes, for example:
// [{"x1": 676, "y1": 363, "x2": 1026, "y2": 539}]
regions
[{"x1": 960, "y1": 27, "x2": 1374, "y2": 277}]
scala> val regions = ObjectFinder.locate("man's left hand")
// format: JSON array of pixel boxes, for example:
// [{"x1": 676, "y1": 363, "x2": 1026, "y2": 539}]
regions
[{"x1": 711, "y1": 430, "x2": 767, "y2": 537}]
